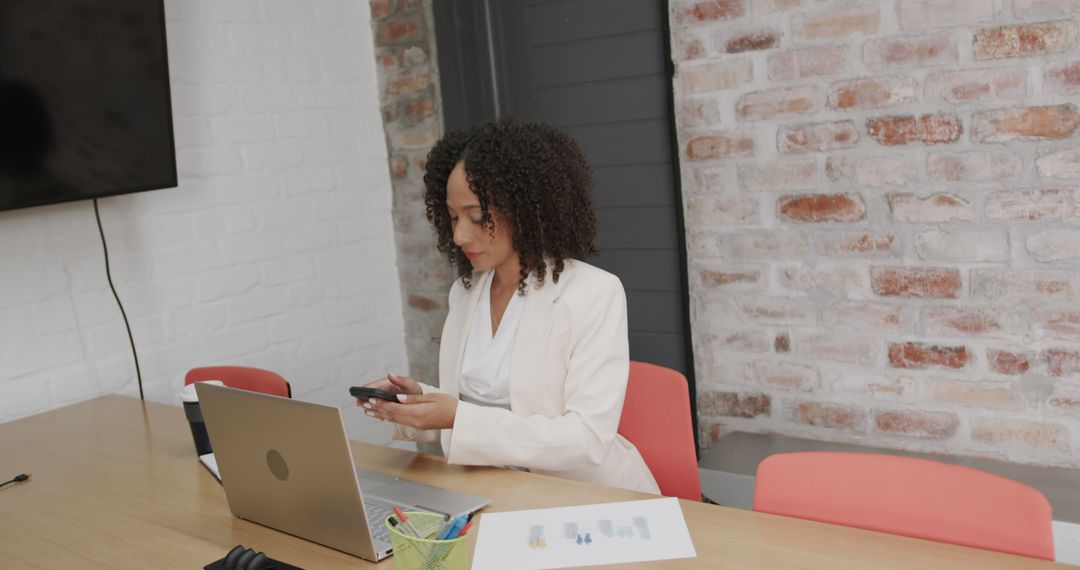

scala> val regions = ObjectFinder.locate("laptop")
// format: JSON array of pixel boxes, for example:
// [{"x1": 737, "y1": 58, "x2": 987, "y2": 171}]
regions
[{"x1": 195, "y1": 383, "x2": 490, "y2": 562}]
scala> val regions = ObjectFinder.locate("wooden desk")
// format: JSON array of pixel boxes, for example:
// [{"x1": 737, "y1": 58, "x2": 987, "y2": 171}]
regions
[{"x1": 0, "y1": 395, "x2": 1066, "y2": 568}]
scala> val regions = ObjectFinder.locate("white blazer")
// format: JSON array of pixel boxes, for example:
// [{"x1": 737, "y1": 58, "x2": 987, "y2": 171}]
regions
[{"x1": 397, "y1": 260, "x2": 659, "y2": 494}]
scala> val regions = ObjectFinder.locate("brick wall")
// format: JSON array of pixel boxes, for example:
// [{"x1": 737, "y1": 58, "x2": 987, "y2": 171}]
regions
[
  {"x1": 672, "y1": 0, "x2": 1080, "y2": 466},
  {"x1": 369, "y1": 0, "x2": 452, "y2": 389},
  {"x1": 0, "y1": 0, "x2": 408, "y2": 445}
]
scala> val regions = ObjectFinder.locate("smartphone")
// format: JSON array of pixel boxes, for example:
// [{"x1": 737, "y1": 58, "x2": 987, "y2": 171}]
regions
[{"x1": 349, "y1": 386, "x2": 399, "y2": 402}]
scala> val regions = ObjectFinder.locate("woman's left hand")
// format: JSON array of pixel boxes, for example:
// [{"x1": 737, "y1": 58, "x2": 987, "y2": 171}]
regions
[{"x1": 362, "y1": 392, "x2": 458, "y2": 431}]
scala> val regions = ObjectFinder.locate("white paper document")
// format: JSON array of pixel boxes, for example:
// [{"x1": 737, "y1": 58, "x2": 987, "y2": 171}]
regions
[
  {"x1": 199, "y1": 452, "x2": 221, "y2": 483},
  {"x1": 472, "y1": 497, "x2": 696, "y2": 570}
]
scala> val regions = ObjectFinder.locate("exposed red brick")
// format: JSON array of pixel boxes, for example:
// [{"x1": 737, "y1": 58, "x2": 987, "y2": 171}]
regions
[
  {"x1": 797, "y1": 402, "x2": 865, "y2": 430},
  {"x1": 728, "y1": 232, "x2": 812, "y2": 260},
  {"x1": 683, "y1": 37, "x2": 706, "y2": 60},
  {"x1": 686, "y1": 134, "x2": 755, "y2": 160},
  {"x1": 778, "y1": 193, "x2": 866, "y2": 223},
  {"x1": 737, "y1": 298, "x2": 817, "y2": 324},
  {"x1": 1037, "y1": 309, "x2": 1080, "y2": 339},
  {"x1": 985, "y1": 189, "x2": 1074, "y2": 220},
  {"x1": 888, "y1": 193, "x2": 975, "y2": 222},
  {"x1": 738, "y1": 160, "x2": 819, "y2": 192},
  {"x1": 686, "y1": 196, "x2": 759, "y2": 225},
  {"x1": 386, "y1": 72, "x2": 432, "y2": 95},
  {"x1": 971, "y1": 269, "x2": 1072, "y2": 298},
  {"x1": 874, "y1": 410, "x2": 959, "y2": 439},
  {"x1": 403, "y1": 97, "x2": 435, "y2": 123},
  {"x1": 927, "y1": 151, "x2": 1021, "y2": 182},
  {"x1": 681, "y1": 59, "x2": 754, "y2": 94},
  {"x1": 675, "y1": 0, "x2": 747, "y2": 25},
  {"x1": 795, "y1": 334, "x2": 877, "y2": 363},
  {"x1": 831, "y1": 233, "x2": 897, "y2": 255},
  {"x1": 1045, "y1": 348, "x2": 1080, "y2": 376},
  {"x1": 724, "y1": 28, "x2": 781, "y2": 53},
  {"x1": 925, "y1": 68, "x2": 1029, "y2": 102},
  {"x1": 390, "y1": 155, "x2": 408, "y2": 180},
  {"x1": 898, "y1": 0, "x2": 996, "y2": 30},
  {"x1": 971, "y1": 419, "x2": 1070, "y2": 451},
  {"x1": 826, "y1": 155, "x2": 919, "y2": 187},
  {"x1": 1045, "y1": 60, "x2": 1080, "y2": 95},
  {"x1": 824, "y1": 301, "x2": 905, "y2": 331},
  {"x1": 745, "y1": 360, "x2": 818, "y2": 391},
  {"x1": 1037, "y1": 148, "x2": 1080, "y2": 179},
  {"x1": 775, "y1": 333, "x2": 790, "y2": 353},
  {"x1": 700, "y1": 269, "x2": 761, "y2": 287},
  {"x1": 370, "y1": 0, "x2": 392, "y2": 20},
  {"x1": 973, "y1": 104, "x2": 1080, "y2": 142},
  {"x1": 922, "y1": 307, "x2": 1008, "y2": 336},
  {"x1": 1014, "y1": 0, "x2": 1080, "y2": 17},
  {"x1": 1050, "y1": 396, "x2": 1080, "y2": 415},
  {"x1": 827, "y1": 77, "x2": 917, "y2": 110},
  {"x1": 867, "y1": 114, "x2": 962, "y2": 146},
  {"x1": 888, "y1": 342, "x2": 970, "y2": 369},
  {"x1": 974, "y1": 21, "x2": 1078, "y2": 60},
  {"x1": 699, "y1": 391, "x2": 771, "y2": 418},
  {"x1": 768, "y1": 45, "x2": 847, "y2": 80},
  {"x1": 778, "y1": 121, "x2": 860, "y2": 154},
  {"x1": 407, "y1": 293, "x2": 440, "y2": 311},
  {"x1": 988, "y1": 349, "x2": 1035, "y2": 375},
  {"x1": 871, "y1": 267, "x2": 961, "y2": 299},
  {"x1": 792, "y1": 6, "x2": 879, "y2": 41},
  {"x1": 375, "y1": 15, "x2": 426, "y2": 45},
  {"x1": 931, "y1": 381, "x2": 1018, "y2": 409},
  {"x1": 736, "y1": 86, "x2": 818, "y2": 121},
  {"x1": 864, "y1": 34, "x2": 957, "y2": 69}
]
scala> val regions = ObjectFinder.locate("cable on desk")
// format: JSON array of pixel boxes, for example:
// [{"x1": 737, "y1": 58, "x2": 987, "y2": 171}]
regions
[{"x1": 0, "y1": 474, "x2": 30, "y2": 490}]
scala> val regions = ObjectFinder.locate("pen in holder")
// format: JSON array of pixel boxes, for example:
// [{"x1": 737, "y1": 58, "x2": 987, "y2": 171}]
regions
[{"x1": 386, "y1": 512, "x2": 469, "y2": 570}]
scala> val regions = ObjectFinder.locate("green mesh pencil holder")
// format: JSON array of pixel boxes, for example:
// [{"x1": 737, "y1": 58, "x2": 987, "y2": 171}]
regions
[{"x1": 386, "y1": 512, "x2": 469, "y2": 570}]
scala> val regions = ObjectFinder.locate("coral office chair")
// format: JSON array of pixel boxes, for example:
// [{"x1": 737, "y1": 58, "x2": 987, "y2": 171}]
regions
[
  {"x1": 617, "y1": 361, "x2": 701, "y2": 501},
  {"x1": 184, "y1": 366, "x2": 292, "y2": 398},
  {"x1": 753, "y1": 452, "x2": 1055, "y2": 560}
]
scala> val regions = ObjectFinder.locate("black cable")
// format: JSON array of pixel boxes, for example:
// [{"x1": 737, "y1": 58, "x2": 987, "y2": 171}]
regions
[
  {"x1": 93, "y1": 199, "x2": 144, "y2": 400},
  {"x1": 0, "y1": 474, "x2": 30, "y2": 489}
]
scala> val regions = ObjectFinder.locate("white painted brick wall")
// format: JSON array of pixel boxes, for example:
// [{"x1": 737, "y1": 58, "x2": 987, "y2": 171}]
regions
[{"x1": 0, "y1": 0, "x2": 407, "y2": 446}]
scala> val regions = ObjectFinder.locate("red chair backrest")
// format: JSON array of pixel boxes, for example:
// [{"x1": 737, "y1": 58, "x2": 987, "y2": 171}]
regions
[
  {"x1": 753, "y1": 451, "x2": 1055, "y2": 560},
  {"x1": 617, "y1": 361, "x2": 701, "y2": 501},
  {"x1": 184, "y1": 366, "x2": 291, "y2": 399}
]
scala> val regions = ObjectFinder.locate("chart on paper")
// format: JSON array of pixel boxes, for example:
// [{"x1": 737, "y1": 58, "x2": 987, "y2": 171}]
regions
[{"x1": 472, "y1": 497, "x2": 696, "y2": 570}]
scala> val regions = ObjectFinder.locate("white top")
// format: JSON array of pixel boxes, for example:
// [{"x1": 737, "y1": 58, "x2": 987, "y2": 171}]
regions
[{"x1": 458, "y1": 273, "x2": 525, "y2": 409}]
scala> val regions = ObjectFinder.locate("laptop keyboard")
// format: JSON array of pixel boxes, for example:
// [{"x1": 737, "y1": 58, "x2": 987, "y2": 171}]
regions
[{"x1": 366, "y1": 503, "x2": 393, "y2": 544}]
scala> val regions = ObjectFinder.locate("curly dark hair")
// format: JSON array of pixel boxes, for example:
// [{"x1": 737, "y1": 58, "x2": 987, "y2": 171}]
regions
[{"x1": 423, "y1": 120, "x2": 598, "y2": 293}]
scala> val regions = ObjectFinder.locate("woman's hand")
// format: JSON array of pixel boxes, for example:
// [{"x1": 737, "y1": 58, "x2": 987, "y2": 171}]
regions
[
  {"x1": 356, "y1": 373, "x2": 422, "y2": 398},
  {"x1": 362, "y1": 392, "x2": 458, "y2": 431}
]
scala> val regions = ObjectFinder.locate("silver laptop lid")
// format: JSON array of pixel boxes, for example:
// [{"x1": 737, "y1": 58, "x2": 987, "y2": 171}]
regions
[{"x1": 196, "y1": 383, "x2": 380, "y2": 561}]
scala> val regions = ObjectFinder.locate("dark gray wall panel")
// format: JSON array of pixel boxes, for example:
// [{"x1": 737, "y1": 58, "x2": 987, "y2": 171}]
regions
[
  {"x1": 627, "y1": 291, "x2": 685, "y2": 334},
  {"x1": 564, "y1": 119, "x2": 673, "y2": 167},
  {"x1": 530, "y1": 29, "x2": 666, "y2": 87},
  {"x1": 596, "y1": 206, "x2": 680, "y2": 250},
  {"x1": 527, "y1": 0, "x2": 660, "y2": 46},
  {"x1": 630, "y1": 332, "x2": 688, "y2": 372},
  {"x1": 536, "y1": 74, "x2": 669, "y2": 127},
  {"x1": 592, "y1": 249, "x2": 681, "y2": 292},
  {"x1": 592, "y1": 163, "x2": 676, "y2": 208}
]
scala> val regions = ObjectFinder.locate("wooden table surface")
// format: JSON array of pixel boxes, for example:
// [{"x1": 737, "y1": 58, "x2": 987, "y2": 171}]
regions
[{"x1": 0, "y1": 395, "x2": 1066, "y2": 569}]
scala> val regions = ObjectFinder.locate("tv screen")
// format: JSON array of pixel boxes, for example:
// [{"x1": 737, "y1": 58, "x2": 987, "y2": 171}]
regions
[{"x1": 0, "y1": 0, "x2": 177, "y2": 213}]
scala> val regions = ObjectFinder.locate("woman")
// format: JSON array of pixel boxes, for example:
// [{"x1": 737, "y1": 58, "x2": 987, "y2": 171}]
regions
[{"x1": 360, "y1": 120, "x2": 659, "y2": 494}]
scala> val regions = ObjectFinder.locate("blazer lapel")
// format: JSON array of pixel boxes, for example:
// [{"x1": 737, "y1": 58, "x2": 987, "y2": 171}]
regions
[
  {"x1": 508, "y1": 272, "x2": 563, "y2": 409},
  {"x1": 441, "y1": 270, "x2": 490, "y2": 396}
]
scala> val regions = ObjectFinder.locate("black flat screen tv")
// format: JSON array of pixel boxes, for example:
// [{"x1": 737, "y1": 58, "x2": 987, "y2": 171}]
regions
[{"x1": 0, "y1": 0, "x2": 177, "y2": 213}]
